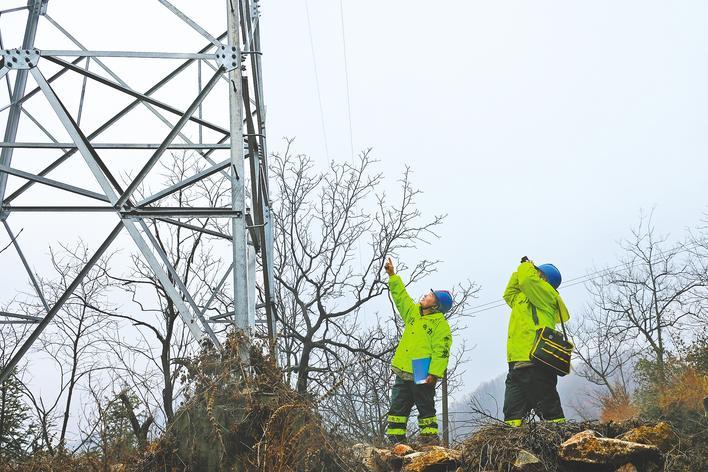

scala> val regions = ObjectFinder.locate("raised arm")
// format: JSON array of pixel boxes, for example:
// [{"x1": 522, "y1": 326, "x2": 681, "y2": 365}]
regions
[
  {"x1": 385, "y1": 257, "x2": 417, "y2": 322},
  {"x1": 388, "y1": 274, "x2": 417, "y2": 323},
  {"x1": 503, "y1": 271, "x2": 521, "y2": 307},
  {"x1": 517, "y1": 261, "x2": 556, "y2": 311}
]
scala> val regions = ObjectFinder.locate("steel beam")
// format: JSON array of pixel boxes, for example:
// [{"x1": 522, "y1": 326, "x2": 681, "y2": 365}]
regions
[
  {"x1": 43, "y1": 15, "x2": 231, "y2": 182},
  {"x1": 0, "y1": 164, "x2": 109, "y2": 202},
  {"x1": 30, "y1": 67, "x2": 219, "y2": 346},
  {"x1": 157, "y1": 0, "x2": 221, "y2": 47},
  {"x1": 0, "y1": 0, "x2": 43, "y2": 208},
  {"x1": 3, "y1": 35, "x2": 226, "y2": 205},
  {"x1": 136, "y1": 159, "x2": 231, "y2": 207},
  {"x1": 4, "y1": 206, "x2": 242, "y2": 217},
  {"x1": 0, "y1": 56, "x2": 86, "y2": 115},
  {"x1": 226, "y1": 0, "x2": 250, "y2": 333},
  {"x1": 0, "y1": 142, "x2": 231, "y2": 149},
  {"x1": 200, "y1": 263, "x2": 233, "y2": 317},
  {"x1": 156, "y1": 217, "x2": 232, "y2": 240},
  {"x1": 44, "y1": 56, "x2": 229, "y2": 135},
  {"x1": 0, "y1": 1, "x2": 277, "y2": 372},
  {"x1": 41, "y1": 50, "x2": 214, "y2": 60},
  {"x1": 0, "y1": 312, "x2": 43, "y2": 322},
  {"x1": 115, "y1": 67, "x2": 224, "y2": 208},
  {"x1": 137, "y1": 219, "x2": 221, "y2": 349}
]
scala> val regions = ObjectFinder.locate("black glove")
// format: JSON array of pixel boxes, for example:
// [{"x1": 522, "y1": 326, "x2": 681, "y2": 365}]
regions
[{"x1": 520, "y1": 256, "x2": 530, "y2": 263}]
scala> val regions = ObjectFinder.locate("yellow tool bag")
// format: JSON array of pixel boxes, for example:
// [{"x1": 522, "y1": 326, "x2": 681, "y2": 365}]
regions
[{"x1": 529, "y1": 304, "x2": 573, "y2": 376}]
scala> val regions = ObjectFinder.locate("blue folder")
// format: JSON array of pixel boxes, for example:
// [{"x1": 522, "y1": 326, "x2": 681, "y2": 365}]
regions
[{"x1": 412, "y1": 357, "x2": 432, "y2": 384}]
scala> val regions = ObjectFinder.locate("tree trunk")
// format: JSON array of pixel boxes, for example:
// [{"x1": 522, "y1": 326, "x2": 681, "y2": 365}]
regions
[{"x1": 296, "y1": 343, "x2": 312, "y2": 395}]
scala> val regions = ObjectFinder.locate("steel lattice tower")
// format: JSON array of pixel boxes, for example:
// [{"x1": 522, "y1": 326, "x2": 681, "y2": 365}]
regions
[{"x1": 0, "y1": 0, "x2": 275, "y2": 383}]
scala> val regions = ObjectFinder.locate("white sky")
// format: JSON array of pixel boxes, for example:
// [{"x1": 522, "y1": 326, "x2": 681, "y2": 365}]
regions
[
  {"x1": 260, "y1": 0, "x2": 708, "y2": 394},
  {"x1": 1, "y1": 0, "x2": 707, "y2": 408}
]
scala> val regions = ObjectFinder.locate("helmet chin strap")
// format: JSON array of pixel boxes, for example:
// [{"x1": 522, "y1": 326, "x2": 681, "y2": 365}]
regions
[{"x1": 420, "y1": 301, "x2": 439, "y2": 314}]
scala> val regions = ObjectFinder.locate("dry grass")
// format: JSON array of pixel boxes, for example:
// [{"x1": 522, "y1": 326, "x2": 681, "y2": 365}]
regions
[
  {"x1": 136, "y1": 333, "x2": 366, "y2": 472},
  {"x1": 600, "y1": 390, "x2": 639, "y2": 423},
  {"x1": 657, "y1": 366, "x2": 708, "y2": 412}
]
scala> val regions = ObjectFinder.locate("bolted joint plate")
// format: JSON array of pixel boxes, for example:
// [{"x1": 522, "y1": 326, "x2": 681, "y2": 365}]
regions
[
  {"x1": 2, "y1": 48, "x2": 41, "y2": 70},
  {"x1": 28, "y1": 0, "x2": 50, "y2": 16},
  {"x1": 215, "y1": 44, "x2": 243, "y2": 72}
]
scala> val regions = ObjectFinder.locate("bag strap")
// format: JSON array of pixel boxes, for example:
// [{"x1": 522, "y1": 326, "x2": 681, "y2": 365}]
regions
[
  {"x1": 530, "y1": 303, "x2": 539, "y2": 326},
  {"x1": 558, "y1": 305, "x2": 568, "y2": 341},
  {"x1": 530, "y1": 302, "x2": 569, "y2": 342}
]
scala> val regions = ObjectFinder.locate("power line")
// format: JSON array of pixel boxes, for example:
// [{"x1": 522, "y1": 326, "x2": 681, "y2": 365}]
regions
[
  {"x1": 338, "y1": 0, "x2": 355, "y2": 161},
  {"x1": 466, "y1": 242, "x2": 701, "y2": 316},
  {"x1": 304, "y1": 0, "x2": 330, "y2": 159}
]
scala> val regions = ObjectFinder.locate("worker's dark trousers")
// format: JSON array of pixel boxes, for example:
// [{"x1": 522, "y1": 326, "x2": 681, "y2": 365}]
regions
[
  {"x1": 503, "y1": 363, "x2": 565, "y2": 426},
  {"x1": 386, "y1": 375, "x2": 438, "y2": 442}
]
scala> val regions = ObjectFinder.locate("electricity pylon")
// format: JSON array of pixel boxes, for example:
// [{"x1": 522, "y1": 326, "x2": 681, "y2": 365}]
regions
[{"x1": 0, "y1": 0, "x2": 275, "y2": 383}]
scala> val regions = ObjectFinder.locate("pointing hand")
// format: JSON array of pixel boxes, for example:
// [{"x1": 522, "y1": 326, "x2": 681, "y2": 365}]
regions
[{"x1": 384, "y1": 257, "x2": 395, "y2": 276}]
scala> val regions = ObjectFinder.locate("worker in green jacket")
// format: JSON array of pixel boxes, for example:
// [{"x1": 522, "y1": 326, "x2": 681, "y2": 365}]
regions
[
  {"x1": 502, "y1": 257, "x2": 570, "y2": 426},
  {"x1": 384, "y1": 257, "x2": 453, "y2": 444}
]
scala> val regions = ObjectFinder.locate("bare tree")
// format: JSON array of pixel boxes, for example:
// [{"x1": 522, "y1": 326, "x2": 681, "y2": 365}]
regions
[
  {"x1": 271, "y1": 141, "x2": 449, "y2": 395},
  {"x1": 92, "y1": 151, "x2": 234, "y2": 430},
  {"x1": 574, "y1": 214, "x2": 704, "y2": 390},
  {"x1": 572, "y1": 295, "x2": 637, "y2": 401},
  {"x1": 270, "y1": 139, "x2": 480, "y2": 442},
  {"x1": 15, "y1": 240, "x2": 117, "y2": 453}
]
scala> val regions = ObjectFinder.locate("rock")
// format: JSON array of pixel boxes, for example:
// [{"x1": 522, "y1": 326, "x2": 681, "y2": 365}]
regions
[
  {"x1": 615, "y1": 464, "x2": 638, "y2": 472},
  {"x1": 392, "y1": 443, "x2": 416, "y2": 457},
  {"x1": 352, "y1": 443, "x2": 393, "y2": 472},
  {"x1": 402, "y1": 446, "x2": 461, "y2": 472},
  {"x1": 558, "y1": 430, "x2": 662, "y2": 467},
  {"x1": 617, "y1": 422, "x2": 676, "y2": 452},
  {"x1": 513, "y1": 449, "x2": 542, "y2": 471}
]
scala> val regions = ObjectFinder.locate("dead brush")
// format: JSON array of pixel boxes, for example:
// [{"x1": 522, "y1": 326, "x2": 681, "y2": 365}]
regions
[
  {"x1": 458, "y1": 419, "x2": 651, "y2": 472},
  {"x1": 138, "y1": 331, "x2": 366, "y2": 471}
]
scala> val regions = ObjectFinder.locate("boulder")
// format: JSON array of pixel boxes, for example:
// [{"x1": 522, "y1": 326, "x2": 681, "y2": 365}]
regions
[
  {"x1": 512, "y1": 449, "x2": 542, "y2": 471},
  {"x1": 402, "y1": 446, "x2": 461, "y2": 472},
  {"x1": 352, "y1": 443, "x2": 393, "y2": 472},
  {"x1": 616, "y1": 422, "x2": 676, "y2": 452},
  {"x1": 558, "y1": 430, "x2": 662, "y2": 467},
  {"x1": 392, "y1": 443, "x2": 416, "y2": 457}
]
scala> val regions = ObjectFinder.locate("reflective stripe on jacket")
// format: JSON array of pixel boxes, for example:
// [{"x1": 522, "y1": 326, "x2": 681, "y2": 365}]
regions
[
  {"x1": 389, "y1": 275, "x2": 452, "y2": 378},
  {"x1": 502, "y1": 261, "x2": 570, "y2": 362}
]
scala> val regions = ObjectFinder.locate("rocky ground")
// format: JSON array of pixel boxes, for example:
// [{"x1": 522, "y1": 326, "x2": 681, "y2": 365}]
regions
[{"x1": 352, "y1": 420, "x2": 706, "y2": 472}]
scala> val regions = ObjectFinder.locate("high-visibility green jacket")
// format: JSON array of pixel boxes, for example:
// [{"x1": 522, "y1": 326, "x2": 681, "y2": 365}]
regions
[
  {"x1": 389, "y1": 274, "x2": 452, "y2": 378},
  {"x1": 502, "y1": 262, "x2": 570, "y2": 362}
]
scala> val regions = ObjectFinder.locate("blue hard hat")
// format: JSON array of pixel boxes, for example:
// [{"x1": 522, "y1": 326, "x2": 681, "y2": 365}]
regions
[
  {"x1": 537, "y1": 263, "x2": 562, "y2": 289},
  {"x1": 431, "y1": 289, "x2": 454, "y2": 313}
]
